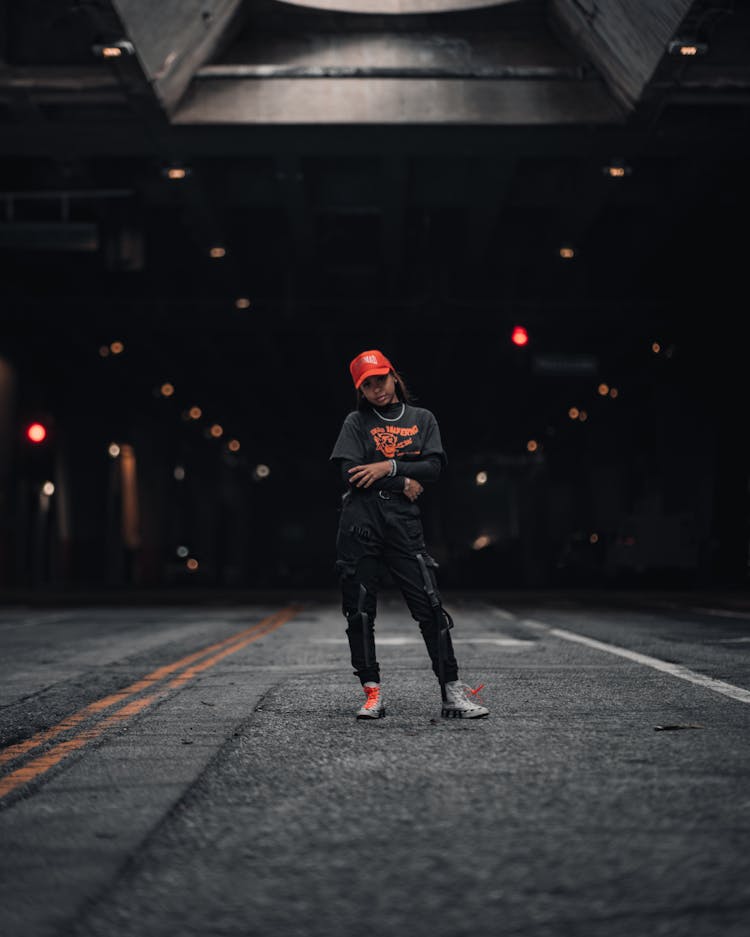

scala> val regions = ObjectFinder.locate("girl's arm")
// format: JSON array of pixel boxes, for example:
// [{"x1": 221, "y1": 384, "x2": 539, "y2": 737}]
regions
[
  {"x1": 392, "y1": 455, "x2": 441, "y2": 484},
  {"x1": 338, "y1": 459, "x2": 405, "y2": 492}
]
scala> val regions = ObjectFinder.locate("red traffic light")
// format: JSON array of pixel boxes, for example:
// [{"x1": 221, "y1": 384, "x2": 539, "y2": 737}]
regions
[
  {"x1": 26, "y1": 422, "x2": 47, "y2": 443},
  {"x1": 511, "y1": 326, "x2": 529, "y2": 347}
]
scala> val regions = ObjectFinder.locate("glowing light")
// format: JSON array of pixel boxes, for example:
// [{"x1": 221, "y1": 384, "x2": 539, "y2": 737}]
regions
[
  {"x1": 176, "y1": 545, "x2": 189, "y2": 558},
  {"x1": 160, "y1": 383, "x2": 175, "y2": 397},
  {"x1": 526, "y1": 440, "x2": 538, "y2": 453},
  {"x1": 255, "y1": 464, "x2": 270, "y2": 479},
  {"x1": 99, "y1": 345, "x2": 110, "y2": 357},
  {"x1": 603, "y1": 159, "x2": 631, "y2": 179},
  {"x1": 609, "y1": 388, "x2": 619, "y2": 399},
  {"x1": 559, "y1": 247, "x2": 575, "y2": 260},
  {"x1": 92, "y1": 40, "x2": 134, "y2": 58},
  {"x1": 235, "y1": 297, "x2": 251, "y2": 310},
  {"x1": 189, "y1": 406, "x2": 202, "y2": 420},
  {"x1": 209, "y1": 246, "x2": 226, "y2": 259},
  {"x1": 186, "y1": 558, "x2": 199, "y2": 571},
  {"x1": 652, "y1": 342, "x2": 661, "y2": 354},
  {"x1": 597, "y1": 383, "x2": 609, "y2": 396},
  {"x1": 110, "y1": 341, "x2": 124, "y2": 355},
  {"x1": 228, "y1": 439, "x2": 241, "y2": 452},
  {"x1": 511, "y1": 326, "x2": 529, "y2": 347},
  {"x1": 590, "y1": 533, "x2": 599, "y2": 544},
  {"x1": 42, "y1": 481, "x2": 55, "y2": 496},
  {"x1": 174, "y1": 465, "x2": 186, "y2": 481},
  {"x1": 26, "y1": 423, "x2": 47, "y2": 443},
  {"x1": 475, "y1": 471, "x2": 488, "y2": 486},
  {"x1": 668, "y1": 39, "x2": 708, "y2": 57},
  {"x1": 578, "y1": 410, "x2": 588, "y2": 422},
  {"x1": 108, "y1": 443, "x2": 121, "y2": 458},
  {"x1": 167, "y1": 168, "x2": 187, "y2": 180},
  {"x1": 472, "y1": 535, "x2": 491, "y2": 551},
  {"x1": 568, "y1": 407, "x2": 579, "y2": 420},
  {"x1": 210, "y1": 424, "x2": 223, "y2": 438}
]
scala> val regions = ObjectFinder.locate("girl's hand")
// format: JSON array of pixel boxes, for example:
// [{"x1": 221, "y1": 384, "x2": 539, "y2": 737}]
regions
[
  {"x1": 403, "y1": 478, "x2": 423, "y2": 502},
  {"x1": 348, "y1": 461, "x2": 393, "y2": 488}
]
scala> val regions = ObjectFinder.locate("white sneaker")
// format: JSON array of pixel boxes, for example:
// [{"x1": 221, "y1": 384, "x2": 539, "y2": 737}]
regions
[
  {"x1": 441, "y1": 681, "x2": 489, "y2": 719},
  {"x1": 356, "y1": 682, "x2": 385, "y2": 720}
]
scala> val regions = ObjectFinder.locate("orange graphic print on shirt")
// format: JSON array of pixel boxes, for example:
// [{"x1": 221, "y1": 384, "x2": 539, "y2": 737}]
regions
[{"x1": 371, "y1": 423, "x2": 419, "y2": 459}]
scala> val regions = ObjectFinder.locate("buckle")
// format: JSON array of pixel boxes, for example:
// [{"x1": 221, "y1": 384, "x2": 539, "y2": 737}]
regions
[{"x1": 378, "y1": 490, "x2": 391, "y2": 500}]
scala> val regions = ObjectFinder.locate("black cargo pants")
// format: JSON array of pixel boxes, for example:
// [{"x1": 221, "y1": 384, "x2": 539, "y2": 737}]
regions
[{"x1": 335, "y1": 489, "x2": 459, "y2": 686}]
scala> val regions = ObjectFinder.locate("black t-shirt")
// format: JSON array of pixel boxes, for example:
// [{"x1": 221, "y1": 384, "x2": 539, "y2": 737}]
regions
[{"x1": 330, "y1": 403, "x2": 447, "y2": 470}]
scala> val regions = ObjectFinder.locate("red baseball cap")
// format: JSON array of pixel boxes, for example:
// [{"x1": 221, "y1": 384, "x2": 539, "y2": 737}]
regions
[{"x1": 349, "y1": 349, "x2": 393, "y2": 389}]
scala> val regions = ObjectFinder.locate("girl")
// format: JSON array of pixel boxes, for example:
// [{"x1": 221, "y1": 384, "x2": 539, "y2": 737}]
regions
[{"x1": 330, "y1": 348, "x2": 489, "y2": 721}]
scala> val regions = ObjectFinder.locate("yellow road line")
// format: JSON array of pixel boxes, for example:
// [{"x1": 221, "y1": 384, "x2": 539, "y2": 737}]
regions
[
  {"x1": 0, "y1": 608, "x2": 292, "y2": 767},
  {"x1": 0, "y1": 606, "x2": 298, "y2": 799}
]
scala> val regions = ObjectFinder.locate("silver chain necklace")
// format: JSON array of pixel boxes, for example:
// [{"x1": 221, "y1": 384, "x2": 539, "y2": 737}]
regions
[{"x1": 372, "y1": 402, "x2": 405, "y2": 421}]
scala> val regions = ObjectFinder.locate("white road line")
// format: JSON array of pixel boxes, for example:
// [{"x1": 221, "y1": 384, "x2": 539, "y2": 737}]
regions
[
  {"x1": 491, "y1": 608, "x2": 516, "y2": 620},
  {"x1": 522, "y1": 618, "x2": 750, "y2": 705},
  {"x1": 3, "y1": 613, "x2": 78, "y2": 628},
  {"x1": 313, "y1": 636, "x2": 535, "y2": 647}
]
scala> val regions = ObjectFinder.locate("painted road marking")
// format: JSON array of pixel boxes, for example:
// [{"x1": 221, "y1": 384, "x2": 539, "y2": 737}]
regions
[
  {"x1": 522, "y1": 618, "x2": 750, "y2": 705},
  {"x1": 0, "y1": 607, "x2": 299, "y2": 799},
  {"x1": 0, "y1": 612, "x2": 77, "y2": 629},
  {"x1": 313, "y1": 636, "x2": 535, "y2": 647},
  {"x1": 688, "y1": 607, "x2": 750, "y2": 620},
  {"x1": 0, "y1": 609, "x2": 295, "y2": 767}
]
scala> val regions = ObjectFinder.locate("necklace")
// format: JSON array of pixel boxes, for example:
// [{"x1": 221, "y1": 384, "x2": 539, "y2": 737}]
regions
[{"x1": 372, "y1": 402, "x2": 405, "y2": 421}]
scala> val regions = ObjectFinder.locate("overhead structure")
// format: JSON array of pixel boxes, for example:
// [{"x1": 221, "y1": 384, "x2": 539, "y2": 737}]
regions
[
  {"x1": 176, "y1": 0, "x2": 620, "y2": 125},
  {"x1": 110, "y1": 0, "x2": 246, "y2": 111},
  {"x1": 1, "y1": 0, "x2": 747, "y2": 137},
  {"x1": 273, "y1": 1, "x2": 519, "y2": 11},
  {"x1": 550, "y1": 0, "x2": 696, "y2": 109}
]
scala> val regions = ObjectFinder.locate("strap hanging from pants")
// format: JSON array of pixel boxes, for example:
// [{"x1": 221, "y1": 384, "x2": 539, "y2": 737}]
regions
[{"x1": 415, "y1": 553, "x2": 454, "y2": 701}]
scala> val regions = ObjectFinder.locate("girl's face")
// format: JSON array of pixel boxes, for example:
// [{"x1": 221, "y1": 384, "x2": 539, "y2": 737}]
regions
[{"x1": 360, "y1": 372, "x2": 398, "y2": 408}]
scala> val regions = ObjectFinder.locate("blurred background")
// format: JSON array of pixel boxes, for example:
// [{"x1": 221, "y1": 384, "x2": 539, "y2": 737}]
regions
[{"x1": 1, "y1": 0, "x2": 748, "y2": 594}]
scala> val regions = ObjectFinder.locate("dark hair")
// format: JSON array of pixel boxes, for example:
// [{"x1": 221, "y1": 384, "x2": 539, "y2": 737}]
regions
[{"x1": 356, "y1": 368, "x2": 414, "y2": 410}]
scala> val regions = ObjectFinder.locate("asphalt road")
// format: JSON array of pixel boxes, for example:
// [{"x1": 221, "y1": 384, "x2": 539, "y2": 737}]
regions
[{"x1": 1, "y1": 590, "x2": 749, "y2": 937}]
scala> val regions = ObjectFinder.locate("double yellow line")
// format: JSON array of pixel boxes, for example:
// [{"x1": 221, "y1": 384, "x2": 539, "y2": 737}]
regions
[{"x1": 0, "y1": 605, "x2": 299, "y2": 800}]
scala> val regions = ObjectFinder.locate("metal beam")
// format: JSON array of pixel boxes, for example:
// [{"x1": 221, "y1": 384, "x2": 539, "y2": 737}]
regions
[
  {"x1": 174, "y1": 76, "x2": 622, "y2": 124},
  {"x1": 111, "y1": 0, "x2": 246, "y2": 112},
  {"x1": 274, "y1": 1, "x2": 515, "y2": 10},
  {"x1": 549, "y1": 0, "x2": 696, "y2": 111},
  {"x1": 197, "y1": 64, "x2": 587, "y2": 79}
]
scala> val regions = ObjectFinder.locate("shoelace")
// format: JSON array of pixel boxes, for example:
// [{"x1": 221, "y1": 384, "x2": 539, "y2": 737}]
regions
[{"x1": 364, "y1": 686, "x2": 380, "y2": 709}]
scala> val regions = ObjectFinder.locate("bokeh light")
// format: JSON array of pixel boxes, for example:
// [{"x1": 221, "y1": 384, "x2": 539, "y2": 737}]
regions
[{"x1": 26, "y1": 423, "x2": 47, "y2": 443}]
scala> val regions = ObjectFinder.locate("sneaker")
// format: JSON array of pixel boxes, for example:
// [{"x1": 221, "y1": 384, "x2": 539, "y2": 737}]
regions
[
  {"x1": 441, "y1": 681, "x2": 489, "y2": 719},
  {"x1": 356, "y1": 682, "x2": 385, "y2": 720}
]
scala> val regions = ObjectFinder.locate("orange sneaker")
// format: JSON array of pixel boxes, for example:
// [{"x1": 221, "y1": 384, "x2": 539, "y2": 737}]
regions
[{"x1": 356, "y1": 682, "x2": 385, "y2": 720}]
